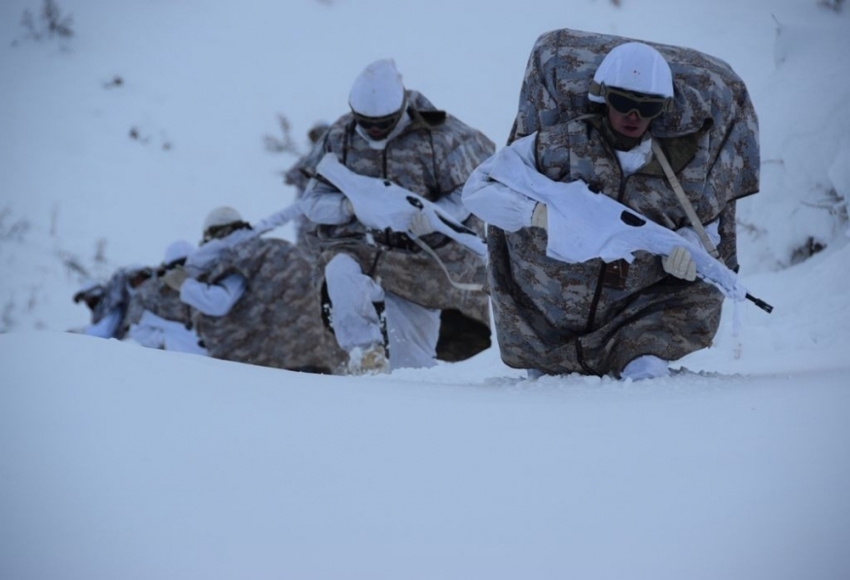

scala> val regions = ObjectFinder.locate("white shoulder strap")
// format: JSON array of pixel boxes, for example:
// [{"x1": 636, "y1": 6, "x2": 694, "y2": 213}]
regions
[{"x1": 651, "y1": 139, "x2": 721, "y2": 259}]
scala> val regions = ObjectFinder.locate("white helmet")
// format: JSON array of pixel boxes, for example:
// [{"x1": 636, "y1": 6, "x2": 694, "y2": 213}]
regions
[
  {"x1": 348, "y1": 59, "x2": 406, "y2": 117},
  {"x1": 588, "y1": 42, "x2": 674, "y2": 102},
  {"x1": 203, "y1": 206, "x2": 242, "y2": 235},
  {"x1": 162, "y1": 239, "x2": 194, "y2": 266}
]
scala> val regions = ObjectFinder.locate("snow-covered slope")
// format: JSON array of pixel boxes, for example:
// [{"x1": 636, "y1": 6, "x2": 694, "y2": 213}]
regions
[{"x1": 2, "y1": 331, "x2": 849, "y2": 579}]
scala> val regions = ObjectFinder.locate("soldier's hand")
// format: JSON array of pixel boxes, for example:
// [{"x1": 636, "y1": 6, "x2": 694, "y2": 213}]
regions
[
  {"x1": 530, "y1": 203, "x2": 548, "y2": 230},
  {"x1": 341, "y1": 198, "x2": 355, "y2": 219},
  {"x1": 662, "y1": 246, "x2": 697, "y2": 281},
  {"x1": 162, "y1": 265, "x2": 189, "y2": 291},
  {"x1": 407, "y1": 210, "x2": 434, "y2": 237},
  {"x1": 73, "y1": 286, "x2": 103, "y2": 311}
]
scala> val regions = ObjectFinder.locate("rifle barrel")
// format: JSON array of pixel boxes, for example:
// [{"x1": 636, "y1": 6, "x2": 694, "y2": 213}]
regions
[{"x1": 746, "y1": 293, "x2": 774, "y2": 314}]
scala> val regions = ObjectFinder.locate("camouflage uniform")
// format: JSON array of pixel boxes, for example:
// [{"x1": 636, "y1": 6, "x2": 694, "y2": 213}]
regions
[
  {"x1": 301, "y1": 91, "x2": 495, "y2": 361},
  {"x1": 191, "y1": 236, "x2": 346, "y2": 373},
  {"x1": 284, "y1": 158, "x2": 311, "y2": 196},
  {"x1": 123, "y1": 271, "x2": 195, "y2": 336},
  {"x1": 90, "y1": 266, "x2": 152, "y2": 339},
  {"x1": 487, "y1": 29, "x2": 760, "y2": 376}
]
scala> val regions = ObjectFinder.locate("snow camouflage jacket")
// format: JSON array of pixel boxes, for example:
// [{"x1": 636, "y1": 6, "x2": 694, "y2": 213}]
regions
[
  {"x1": 191, "y1": 237, "x2": 347, "y2": 373},
  {"x1": 488, "y1": 29, "x2": 760, "y2": 376},
  {"x1": 88, "y1": 266, "x2": 152, "y2": 339},
  {"x1": 300, "y1": 91, "x2": 496, "y2": 360},
  {"x1": 123, "y1": 270, "x2": 194, "y2": 335}
]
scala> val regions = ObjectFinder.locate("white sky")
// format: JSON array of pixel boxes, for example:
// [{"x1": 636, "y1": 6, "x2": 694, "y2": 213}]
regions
[{"x1": 1, "y1": 1, "x2": 849, "y2": 578}]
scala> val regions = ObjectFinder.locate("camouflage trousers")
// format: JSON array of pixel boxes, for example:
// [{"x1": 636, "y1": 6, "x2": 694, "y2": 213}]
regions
[{"x1": 493, "y1": 275, "x2": 723, "y2": 377}]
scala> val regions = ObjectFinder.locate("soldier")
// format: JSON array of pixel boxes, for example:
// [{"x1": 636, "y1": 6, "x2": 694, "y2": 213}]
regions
[
  {"x1": 171, "y1": 206, "x2": 346, "y2": 373},
  {"x1": 463, "y1": 33, "x2": 760, "y2": 380},
  {"x1": 73, "y1": 264, "x2": 153, "y2": 339},
  {"x1": 123, "y1": 240, "x2": 207, "y2": 355},
  {"x1": 298, "y1": 59, "x2": 494, "y2": 373}
]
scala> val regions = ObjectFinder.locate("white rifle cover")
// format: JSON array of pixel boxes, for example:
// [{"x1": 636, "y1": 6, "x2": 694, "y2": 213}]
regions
[
  {"x1": 486, "y1": 143, "x2": 749, "y2": 303},
  {"x1": 315, "y1": 153, "x2": 486, "y2": 258}
]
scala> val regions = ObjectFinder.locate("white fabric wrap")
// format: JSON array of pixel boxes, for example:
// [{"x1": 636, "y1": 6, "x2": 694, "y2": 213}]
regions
[
  {"x1": 312, "y1": 153, "x2": 486, "y2": 257},
  {"x1": 469, "y1": 134, "x2": 748, "y2": 302}
]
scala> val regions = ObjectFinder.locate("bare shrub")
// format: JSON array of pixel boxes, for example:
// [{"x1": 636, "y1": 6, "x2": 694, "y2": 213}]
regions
[
  {"x1": 20, "y1": 0, "x2": 74, "y2": 41},
  {"x1": 790, "y1": 237, "x2": 827, "y2": 265},
  {"x1": 57, "y1": 237, "x2": 112, "y2": 283},
  {"x1": 27, "y1": 287, "x2": 39, "y2": 312},
  {"x1": 0, "y1": 207, "x2": 31, "y2": 242},
  {"x1": 818, "y1": 0, "x2": 845, "y2": 12},
  {"x1": 129, "y1": 126, "x2": 151, "y2": 144},
  {"x1": 786, "y1": 186, "x2": 848, "y2": 265},
  {"x1": 103, "y1": 75, "x2": 124, "y2": 89},
  {"x1": 1, "y1": 299, "x2": 15, "y2": 333},
  {"x1": 94, "y1": 238, "x2": 108, "y2": 266},
  {"x1": 57, "y1": 249, "x2": 91, "y2": 279},
  {"x1": 801, "y1": 186, "x2": 849, "y2": 230},
  {"x1": 736, "y1": 219, "x2": 767, "y2": 240},
  {"x1": 264, "y1": 114, "x2": 300, "y2": 155},
  {"x1": 50, "y1": 203, "x2": 59, "y2": 237}
]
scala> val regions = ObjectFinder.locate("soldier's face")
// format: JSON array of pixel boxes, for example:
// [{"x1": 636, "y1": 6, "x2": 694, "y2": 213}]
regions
[{"x1": 608, "y1": 107, "x2": 651, "y2": 139}]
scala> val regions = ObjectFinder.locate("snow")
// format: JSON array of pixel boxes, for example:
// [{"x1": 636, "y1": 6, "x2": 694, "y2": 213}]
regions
[{"x1": 1, "y1": 0, "x2": 849, "y2": 578}]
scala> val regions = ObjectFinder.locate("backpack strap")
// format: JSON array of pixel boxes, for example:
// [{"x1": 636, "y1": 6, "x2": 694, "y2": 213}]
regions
[{"x1": 651, "y1": 139, "x2": 720, "y2": 259}]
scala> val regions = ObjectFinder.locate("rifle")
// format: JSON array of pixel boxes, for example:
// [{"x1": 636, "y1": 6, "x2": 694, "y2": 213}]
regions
[
  {"x1": 314, "y1": 153, "x2": 486, "y2": 258},
  {"x1": 486, "y1": 144, "x2": 773, "y2": 313}
]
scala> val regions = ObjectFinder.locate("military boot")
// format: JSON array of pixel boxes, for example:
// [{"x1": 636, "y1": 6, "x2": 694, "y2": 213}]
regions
[{"x1": 347, "y1": 343, "x2": 390, "y2": 375}]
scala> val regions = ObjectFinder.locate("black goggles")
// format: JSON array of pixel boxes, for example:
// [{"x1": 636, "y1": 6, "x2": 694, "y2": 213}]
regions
[
  {"x1": 352, "y1": 110, "x2": 403, "y2": 133},
  {"x1": 202, "y1": 221, "x2": 251, "y2": 243},
  {"x1": 602, "y1": 85, "x2": 669, "y2": 120}
]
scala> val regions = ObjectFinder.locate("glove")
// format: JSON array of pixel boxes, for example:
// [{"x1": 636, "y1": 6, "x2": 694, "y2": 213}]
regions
[
  {"x1": 530, "y1": 202, "x2": 548, "y2": 230},
  {"x1": 407, "y1": 210, "x2": 434, "y2": 237},
  {"x1": 662, "y1": 246, "x2": 697, "y2": 281},
  {"x1": 162, "y1": 265, "x2": 189, "y2": 291},
  {"x1": 72, "y1": 290, "x2": 85, "y2": 304},
  {"x1": 341, "y1": 198, "x2": 355, "y2": 218}
]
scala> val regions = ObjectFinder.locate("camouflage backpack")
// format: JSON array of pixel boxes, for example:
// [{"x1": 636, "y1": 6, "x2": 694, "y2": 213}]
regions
[{"x1": 510, "y1": 27, "x2": 759, "y2": 201}]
